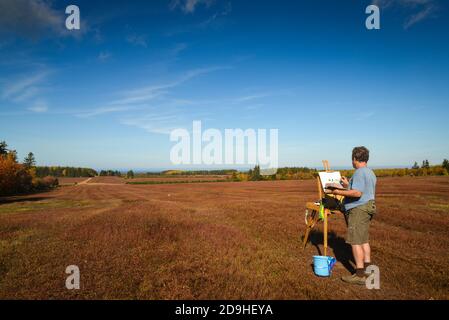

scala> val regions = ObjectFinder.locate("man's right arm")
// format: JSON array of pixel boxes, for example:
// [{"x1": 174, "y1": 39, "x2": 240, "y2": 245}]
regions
[{"x1": 340, "y1": 176, "x2": 349, "y2": 188}]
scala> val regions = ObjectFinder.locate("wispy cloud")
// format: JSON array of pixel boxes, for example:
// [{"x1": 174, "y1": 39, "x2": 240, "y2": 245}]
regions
[
  {"x1": 170, "y1": 43, "x2": 188, "y2": 57},
  {"x1": 374, "y1": 0, "x2": 438, "y2": 29},
  {"x1": 233, "y1": 93, "x2": 272, "y2": 103},
  {"x1": 76, "y1": 105, "x2": 141, "y2": 118},
  {"x1": 98, "y1": 51, "x2": 112, "y2": 62},
  {"x1": 170, "y1": 0, "x2": 214, "y2": 14},
  {"x1": 126, "y1": 34, "x2": 148, "y2": 47},
  {"x1": 27, "y1": 100, "x2": 48, "y2": 113},
  {"x1": 403, "y1": 4, "x2": 436, "y2": 29},
  {"x1": 74, "y1": 66, "x2": 229, "y2": 136},
  {"x1": 120, "y1": 113, "x2": 183, "y2": 135},
  {"x1": 110, "y1": 66, "x2": 232, "y2": 134},
  {"x1": 199, "y1": 2, "x2": 232, "y2": 27},
  {"x1": 1, "y1": 70, "x2": 50, "y2": 102},
  {"x1": 166, "y1": 2, "x2": 231, "y2": 36},
  {"x1": 111, "y1": 66, "x2": 230, "y2": 105}
]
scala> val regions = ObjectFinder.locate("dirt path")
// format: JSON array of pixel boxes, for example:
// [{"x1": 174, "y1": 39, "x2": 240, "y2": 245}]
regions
[{"x1": 77, "y1": 177, "x2": 93, "y2": 185}]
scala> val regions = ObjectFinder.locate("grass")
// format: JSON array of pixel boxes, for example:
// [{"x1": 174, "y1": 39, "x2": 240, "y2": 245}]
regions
[
  {"x1": 0, "y1": 199, "x2": 95, "y2": 215},
  {"x1": 126, "y1": 179, "x2": 231, "y2": 185},
  {"x1": 0, "y1": 176, "x2": 448, "y2": 299}
]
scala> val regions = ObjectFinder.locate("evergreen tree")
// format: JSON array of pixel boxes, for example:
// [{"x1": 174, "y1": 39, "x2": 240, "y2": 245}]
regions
[
  {"x1": 126, "y1": 170, "x2": 134, "y2": 179},
  {"x1": 23, "y1": 152, "x2": 36, "y2": 168},
  {"x1": 0, "y1": 141, "x2": 8, "y2": 156},
  {"x1": 412, "y1": 162, "x2": 419, "y2": 170},
  {"x1": 249, "y1": 165, "x2": 262, "y2": 181},
  {"x1": 443, "y1": 159, "x2": 449, "y2": 172}
]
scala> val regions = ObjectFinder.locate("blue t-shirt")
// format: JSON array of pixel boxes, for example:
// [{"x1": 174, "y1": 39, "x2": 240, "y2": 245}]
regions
[{"x1": 344, "y1": 167, "x2": 376, "y2": 211}]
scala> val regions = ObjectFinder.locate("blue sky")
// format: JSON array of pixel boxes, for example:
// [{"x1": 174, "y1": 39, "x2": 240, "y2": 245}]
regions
[{"x1": 1, "y1": 0, "x2": 448, "y2": 170}]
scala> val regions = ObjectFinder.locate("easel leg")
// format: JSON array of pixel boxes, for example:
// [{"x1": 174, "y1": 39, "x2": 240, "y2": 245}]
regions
[
  {"x1": 323, "y1": 209, "x2": 328, "y2": 256},
  {"x1": 302, "y1": 211, "x2": 319, "y2": 249}
]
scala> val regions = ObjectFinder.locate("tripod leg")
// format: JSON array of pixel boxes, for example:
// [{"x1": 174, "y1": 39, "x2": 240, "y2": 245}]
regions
[
  {"x1": 323, "y1": 209, "x2": 329, "y2": 256},
  {"x1": 303, "y1": 210, "x2": 319, "y2": 249}
]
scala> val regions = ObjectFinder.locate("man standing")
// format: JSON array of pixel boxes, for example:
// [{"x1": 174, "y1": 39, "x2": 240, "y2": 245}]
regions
[{"x1": 326, "y1": 146, "x2": 377, "y2": 285}]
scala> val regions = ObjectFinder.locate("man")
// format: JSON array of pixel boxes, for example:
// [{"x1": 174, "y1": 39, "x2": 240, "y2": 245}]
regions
[{"x1": 326, "y1": 146, "x2": 377, "y2": 285}]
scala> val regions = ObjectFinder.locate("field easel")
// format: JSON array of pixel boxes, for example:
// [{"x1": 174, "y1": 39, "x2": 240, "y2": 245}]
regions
[{"x1": 302, "y1": 160, "x2": 344, "y2": 256}]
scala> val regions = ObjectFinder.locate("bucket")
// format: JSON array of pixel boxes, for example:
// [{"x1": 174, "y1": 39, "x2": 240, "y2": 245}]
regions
[{"x1": 313, "y1": 255, "x2": 336, "y2": 277}]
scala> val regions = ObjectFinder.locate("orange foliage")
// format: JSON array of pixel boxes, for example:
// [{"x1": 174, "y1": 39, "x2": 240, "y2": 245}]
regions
[{"x1": 0, "y1": 153, "x2": 33, "y2": 196}]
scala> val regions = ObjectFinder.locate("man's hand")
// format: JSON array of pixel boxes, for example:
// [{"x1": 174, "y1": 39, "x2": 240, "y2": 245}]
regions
[
  {"x1": 340, "y1": 176, "x2": 349, "y2": 188},
  {"x1": 324, "y1": 189, "x2": 339, "y2": 195}
]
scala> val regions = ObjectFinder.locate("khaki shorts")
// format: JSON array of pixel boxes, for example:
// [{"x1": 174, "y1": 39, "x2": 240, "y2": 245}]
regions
[{"x1": 345, "y1": 200, "x2": 376, "y2": 245}]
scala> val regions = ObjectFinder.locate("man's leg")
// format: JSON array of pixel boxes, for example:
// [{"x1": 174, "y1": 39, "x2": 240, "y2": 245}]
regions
[
  {"x1": 352, "y1": 244, "x2": 365, "y2": 269},
  {"x1": 342, "y1": 206, "x2": 368, "y2": 284},
  {"x1": 352, "y1": 244, "x2": 366, "y2": 278},
  {"x1": 362, "y1": 243, "x2": 371, "y2": 264},
  {"x1": 342, "y1": 244, "x2": 366, "y2": 284}
]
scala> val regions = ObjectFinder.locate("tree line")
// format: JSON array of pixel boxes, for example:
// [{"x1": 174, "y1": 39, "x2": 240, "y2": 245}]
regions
[
  {"x1": 232, "y1": 160, "x2": 449, "y2": 182},
  {"x1": 99, "y1": 170, "x2": 122, "y2": 177},
  {"x1": 0, "y1": 141, "x2": 58, "y2": 196},
  {"x1": 35, "y1": 166, "x2": 97, "y2": 178}
]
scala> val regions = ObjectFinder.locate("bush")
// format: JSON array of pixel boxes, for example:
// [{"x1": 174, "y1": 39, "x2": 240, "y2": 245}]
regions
[{"x1": 33, "y1": 176, "x2": 59, "y2": 191}]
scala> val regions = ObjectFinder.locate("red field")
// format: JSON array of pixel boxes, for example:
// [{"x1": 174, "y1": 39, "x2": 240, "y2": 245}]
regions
[
  {"x1": 130, "y1": 175, "x2": 230, "y2": 183},
  {"x1": 0, "y1": 176, "x2": 448, "y2": 299}
]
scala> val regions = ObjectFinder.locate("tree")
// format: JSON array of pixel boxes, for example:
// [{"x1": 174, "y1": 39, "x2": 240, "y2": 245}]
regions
[
  {"x1": 443, "y1": 159, "x2": 449, "y2": 172},
  {"x1": 412, "y1": 162, "x2": 419, "y2": 170},
  {"x1": 0, "y1": 141, "x2": 8, "y2": 156},
  {"x1": 422, "y1": 160, "x2": 430, "y2": 169},
  {"x1": 0, "y1": 152, "x2": 33, "y2": 196},
  {"x1": 249, "y1": 165, "x2": 262, "y2": 181},
  {"x1": 126, "y1": 170, "x2": 134, "y2": 179},
  {"x1": 23, "y1": 152, "x2": 36, "y2": 168}
]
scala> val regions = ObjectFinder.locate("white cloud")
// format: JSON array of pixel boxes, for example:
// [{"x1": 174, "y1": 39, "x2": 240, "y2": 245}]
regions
[
  {"x1": 233, "y1": 93, "x2": 271, "y2": 103},
  {"x1": 1, "y1": 70, "x2": 50, "y2": 101},
  {"x1": 111, "y1": 66, "x2": 230, "y2": 105},
  {"x1": 403, "y1": 4, "x2": 436, "y2": 29},
  {"x1": 170, "y1": 43, "x2": 188, "y2": 57},
  {"x1": 126, "y1": 34, "x2": 148, "y2": 47},
  {"x1": 170, "y1": 0, "x2": 214, "y2": 14},
  {"x1": 374, "y1": 0, "x2": 438, "y2": 29},
  {"x1": 76, "y1": 105, "x2": 140, "y2": 118},
  {"x1": 120, "y1": 114, "x2": 182, "y2": 135},
  {"x1": 199, "y1": 2, "x2": 232, "y2": 27},
  {"x1": 28, "y1": 100, "x2": 48, "y2": 113},
  {"x1": 98, "y1": 51, "x2": 112, "y2": 62}
]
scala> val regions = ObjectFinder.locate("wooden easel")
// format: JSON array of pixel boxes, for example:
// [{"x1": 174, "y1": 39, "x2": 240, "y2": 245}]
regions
[{"x1": 302, "y1": 160, "x2": 344, "y2": 256}]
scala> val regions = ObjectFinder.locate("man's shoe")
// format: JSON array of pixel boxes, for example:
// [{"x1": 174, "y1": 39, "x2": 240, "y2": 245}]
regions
[
  {"x1": 364, "y1": 263, "x2": 373, "y2": 275},
  {"x1": 341, "y1": 273, "x2": 367, "y2": 285}
]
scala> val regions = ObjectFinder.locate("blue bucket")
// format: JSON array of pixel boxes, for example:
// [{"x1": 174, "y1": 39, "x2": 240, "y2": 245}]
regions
[{"x1": 313, "y1": 256, "x2": 336, "y2": 277}]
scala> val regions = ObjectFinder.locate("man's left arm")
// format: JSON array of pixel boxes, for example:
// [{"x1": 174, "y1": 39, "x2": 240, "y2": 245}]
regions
[
  {"x1": 328, "y1": 188, "x2": 362, "y2": 198},
  {"x1": 325, "y1": 171, "x2": 364, "y2": 198}
]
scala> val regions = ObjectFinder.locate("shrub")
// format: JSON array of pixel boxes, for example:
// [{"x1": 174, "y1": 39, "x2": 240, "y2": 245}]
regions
[{"x1": 33, "y1": 176, "x2": 59, "y2": 191}]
